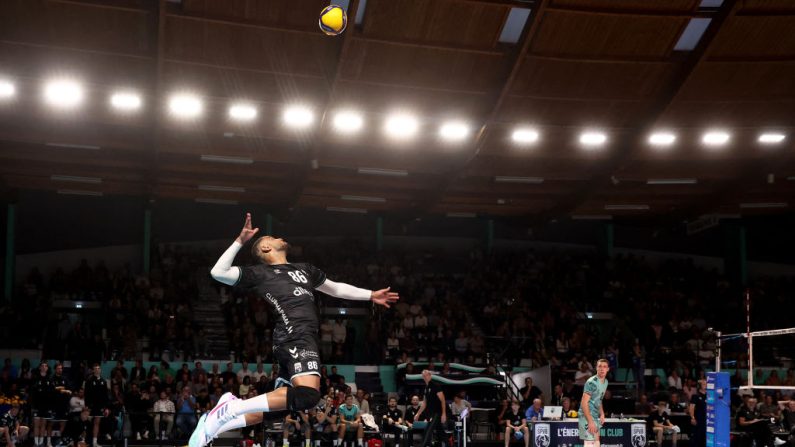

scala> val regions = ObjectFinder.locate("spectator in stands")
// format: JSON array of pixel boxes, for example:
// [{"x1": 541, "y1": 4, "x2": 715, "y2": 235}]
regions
[
  {"x1": 251, "y1": 363, "x2": 266, "y2": 383},
  {"x1": 332, "y1": 320, "x2": 347, "y2": 359},
  {"x1": 191, "y1": 362, "x2": 206, "y2": 382},
  {"x1": 525, "y1": 398, "x2": 543, "y2": 422},
  {"x1": 130, "y1": 360, "x2": 146, "y2": 386},
  {"x1": 382, "y1": 397, "x2": 406, "y2": 444},
  {"x1": 69, "y1": 388, "x2": 86, "y2": 414},
  {"x1": 550, "y1": 384, "x2": 565, "y2": 406},
  {"x1": 649, "y1": 376, "x2": 666, "y2": 402},
  {"x1": 440, "y1": 363, "x2": 452, "y2": 375},
  {"x1": 783, "y1": 401, "x2": 795, "y2": 435},
  {"x1": 575, "y1": 361, "x2": 593, "y2": 386},
  {"x1": 668, "y1": 393, "x2": 686, "y2": 413},
  {"x1": 404, "y1": 395, "x2": 421, "y2": 428},
  {"x1": 195, "y1": 388, "x2": 211, "y2": 413},
  {"x1": 354, "y1": 389, "x2": 370, "y2": 415},
  {"x1": 520, "y1": 377, "x2": 542, "y2": 407},
  {"x1": 503, "y1": 400, "x2": 529, "y2": 447},
  {"x1": 313, "y1": 396, "x2": 338, "y2": 442},
  {"x1": 337, "y1": 395, "x2": 364, "y2": 447},
  {"x1": 635, "y1": 394, "x2": 652, "y2": 415},
  {"x1": 284, "y1": 411, "x2": 311, "y2": 447},
  {"x1": 735, "y1": 397, "x2": 786, "y2": 446},
  {"x1": 667, "y1": 370, "x2": 682, "y2": 390},
  {"x1": 649, "y1": 402, "x2": 680, "y2": 447},
  {"x1": 758, "y1": 394, "x2": 781, "y2": 421},
  {"x1": 125, "y1": 383, "x2": 149, "y2": 440},
  {"x1": 153, "y1": 391, "x2": 175, "y2": 440},
  {"x1": 328, "y1": 366, "x2": 344, "y2": 387},
  {"x1": 175, "y1": 386, "x2": 197, "y2": 437},
  {"x1": 451, "y1": 390, "x2": 472, "y2": 418},
  {"x1": 238, "y1": 376, "x2": 251, "y2": 398},
  {"x1": 765, "y1": 370, "x2": 782, "y2": 387},
  {"x1": 562, "y1": 397, "x2": 573, "y2": 418},
  {"x1": 454, "y1": 331, "x2": 469, "y2": 357}
]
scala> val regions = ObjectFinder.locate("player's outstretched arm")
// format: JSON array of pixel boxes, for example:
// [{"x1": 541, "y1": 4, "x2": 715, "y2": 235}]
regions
[
  {"x1": 315, "y1": 281, "x2": 400, "y2": 308},
  {"x1": 210, "y1": 213, "x2": 259, "y2": 285}
]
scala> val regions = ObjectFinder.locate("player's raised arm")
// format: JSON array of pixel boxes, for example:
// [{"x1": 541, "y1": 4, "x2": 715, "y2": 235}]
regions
[
  {"x1": 210, "y1": 213, "x2": 259, "y2": 286},
  {"x1": 315, "y1": 280, "x2": 399, "y2": 308}
]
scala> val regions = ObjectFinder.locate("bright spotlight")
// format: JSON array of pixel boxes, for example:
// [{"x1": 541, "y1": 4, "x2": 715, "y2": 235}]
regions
[
  {"x1": 283, "y1": 105, "x2": 315, "y2": 129},
  {"x1": 44, "y1": 79, "x2": 84, "y2": 109},
  {"x1": 332, "y1": 110, "x2": 364, "y2": 134},
  {"x1": 229, "y1": 103, "x2": 258, "y2": 122},
  {"x1": 579, "y1": 131, "x2": 607, "y2": 148},
  {"x1": 384, "y1": 113, "x2": 419, "y2": 140},
  {"x1": 758, "y1": 132, "x2": 786, "y2": 145},
  {"x1": 648, "y1": 132, "x2": 677, "y2": 147},
  {"x1": 702, "y1": 130, "x2": 730, "y2": 147},
  {"x1": 110, "y1": 91, "x2": 142, "y2": 111},
  {"x1": 0, "y1": 79, "x2": 15, "y2": 99},
  {"x1": 511, "y1": 128, "x2": 539, "y2": 145},
  {"x1": 168, "y1": 93, "x2": 203, "y2": 119},
  {"x1": 439, "y1": 121, "x2": 470, "y2": 142}
]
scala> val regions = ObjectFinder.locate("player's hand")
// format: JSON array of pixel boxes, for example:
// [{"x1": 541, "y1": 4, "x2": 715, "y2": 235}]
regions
[
  {"x1": 236, "y1": 213, "x2": 260, "y2": 244},
  {"x1": 441, "y1": 414, "x2": 447, "y2": 424},
  {"x1": 588, "y1": 421, "x2": 598, "y2": 434},
  {"x1": 371, "y1": 287, "x2": 399, "y2": 308},
  {"x1": 600, "y1": 415, "x2": 606, "y2": 425}
]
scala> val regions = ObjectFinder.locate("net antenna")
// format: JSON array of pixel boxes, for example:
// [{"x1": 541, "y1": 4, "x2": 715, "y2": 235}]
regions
[{"x1": 716, "y1": 289, "x2": 795, "y2": 391}]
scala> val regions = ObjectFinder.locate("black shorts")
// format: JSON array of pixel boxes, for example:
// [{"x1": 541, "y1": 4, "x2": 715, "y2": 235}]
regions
[
  {"x1": 273, "y1": 336, "x2": 321, "y2": 384},
  {"x1": 89, "y1": 406, "x2": 104, "y2": 418},
  {"x1": 31, "y1": 407, "x2": 53, "y2": 419},
  {"x1": 51, "y1": 408, "x2": 70, "y2": 421}
]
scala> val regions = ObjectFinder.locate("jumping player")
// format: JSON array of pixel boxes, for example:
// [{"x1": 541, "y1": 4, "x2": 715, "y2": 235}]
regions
[
  {"x1": 190, "y1": 213, "x2": 399, "y2": 447},
  {"x1": 578, "y1": 359, "x2": 609, "y2": 447}
]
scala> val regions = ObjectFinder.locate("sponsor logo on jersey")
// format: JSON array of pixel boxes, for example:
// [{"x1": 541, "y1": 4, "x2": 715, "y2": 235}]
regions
[
  {"x1": 294, "y1": 363, "x2": 302, "y2": 373},
  {"x1": 289, "y1": 347, "x2": 299, "y2": 359},
  {"x1": 266, "y1": 293, "x2": 293, "y2": 334},
  {"x1": 299, "y1": 349, "x2": 319, "y2": 359}
]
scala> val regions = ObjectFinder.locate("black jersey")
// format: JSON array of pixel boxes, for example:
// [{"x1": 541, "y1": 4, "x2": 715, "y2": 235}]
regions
[
  {"x1": 237, "y1": 263, "x2": 326, "y2": 344},
  {"x1": 30, "y1": 373, "x2": 54, "y2": 408},
  {"x1": 505, "y1": 409, "x2": 524, "y2": 426},
  {"x1": 385, "y1": 408, "x2": 403, "y2": 423},
  {"x1": 62, "y1": 412, "x2": 91, "y2": 442},
  {"x1": 84, "y1": 376, "x2": 109, "y2": 410}
]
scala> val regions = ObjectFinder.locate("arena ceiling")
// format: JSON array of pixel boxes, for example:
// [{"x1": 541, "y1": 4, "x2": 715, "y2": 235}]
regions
[{"x1": 0, "y1": 0, "x2": 794, "y2": 222}]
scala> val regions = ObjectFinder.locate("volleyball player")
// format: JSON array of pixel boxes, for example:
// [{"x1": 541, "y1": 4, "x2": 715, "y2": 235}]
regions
[
  {"x1": 30, "y1": 362, "x2": 53, "y2": 447},
  {"x1": 578, "y1": 359, "x2": 609, "y2": 447},
  {"x1": 190, "y1": 213, "x2": 398, "y2": 447}
]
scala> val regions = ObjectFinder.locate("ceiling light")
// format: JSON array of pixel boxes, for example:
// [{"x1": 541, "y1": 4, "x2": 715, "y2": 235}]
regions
[
  {"x1": 739, "y1": 202, "x2": 787, "y2": 209},
  {"x1": 200, "y1": 155, "x2": 253, "y2": 165},
  {"x1": 327, "y1": 206, "x2": 367, "y2": 214},
  {"x1": 758, "y1": 132, "x2": 786, "y2": 145},
  {"x1": 195, "y1": 198, "x2": 239, "y2": 205},
  {"x1": 511, "y1": 128, "x2": 540, "y2": 145},
  {"x1": 110, "y1": 91, "x2": 142, "y2": 111},
  {"x1": 228, "y1": 103, "x2": 258, "y2": 122},
  {"x1": 447, "y1": 212, "x2": 477, "y2": 218},
  {"x1": 168, "y1": 93, "x2": 203, "y2": 119},
  {"x1": 198, "y1": 185, "x2": 246, "y2": 193},
  {"x1": 45, "y1": 142, "x2": 101, "y2": 150},
  {"x1": 44, "y1": 79, "x2": 84, "y2": 109},
  {"x1": 283, "y1": 105, "x2": 314, "y2": 129},
  {"x1": 340, "y1": 195, "x2": 386, "y2": 203},
  {"x1": 51, "y1": 175, "x2": 102, "y2": 184},
  {"x1": 332, "y1": 110, "x2": 364, "y2": 134},
  {"x1": 604, "y1": 204, "x2": 650, "y2": 211},
  {"x1": 647, "y1": 178, "x2": 697, "y2": 185},
  {"x1": 648, "y1": 132, "x2": 677, "y2": 147},
  {"x1": 702, "y1": 130, "x2": 730, "y2": 147},
  {"x1": 439, "y1": 121, "x2": 470, "y2": 142},
  {"x1": 571, "y1": 215, "x2": 613, "y2": 220},
  {"x1": 357, "y1": 167, "x2": 408, "y2": 177},
  {"x1": 579, "y1": 131, "x2": 607, "y2": 148},
  {"x1": 0, "y1": 79, "x2": 16, "y2": 99},
  {"x1": 494, "y1": 176, "x2": 544, "y2": 184},
  {"x1": 384, "y1": 113, "x2": 419, "y2": 140},
  {"x1": 57, "y1": 189, "x2": 102, "y2": 197}
]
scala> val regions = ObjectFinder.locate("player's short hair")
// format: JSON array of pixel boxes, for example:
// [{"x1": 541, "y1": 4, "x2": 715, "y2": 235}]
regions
[
  {"x1": 251, "y1": 236, "x2": 267, "y2": 262},
  {"x1": 596, "y1": 358, "x2": 609, "y2": 366}
]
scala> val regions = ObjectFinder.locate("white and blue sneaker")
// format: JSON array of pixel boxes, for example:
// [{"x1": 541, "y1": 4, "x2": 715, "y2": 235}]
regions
[{"x1": 191, "y1": 392, "x2": 238, "y2": 447}]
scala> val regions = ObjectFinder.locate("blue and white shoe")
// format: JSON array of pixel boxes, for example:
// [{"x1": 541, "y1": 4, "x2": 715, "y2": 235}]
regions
[
  {"x1": 189, "y1": 413, "x2": 210, "y2": 447},
  {"x1": 191, "y1": 392, "x2": 238, "y2": 447}
]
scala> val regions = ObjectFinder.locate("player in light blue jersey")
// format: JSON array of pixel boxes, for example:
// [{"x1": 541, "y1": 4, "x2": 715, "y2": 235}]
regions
[{"x1": 578, "y1": 359, "x2": 609, "y2": 447}]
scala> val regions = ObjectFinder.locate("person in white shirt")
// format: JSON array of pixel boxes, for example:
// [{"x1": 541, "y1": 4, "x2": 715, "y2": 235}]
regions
[
  {"x1": 236, "y1": 361, "x2": 252, "y2": 384},
  {"x1": 320, "y1": 320, "x2": 334, "y2": 358},
  {"x1": 668, "y1": 370, "x2": 683, "y2": 390},
  {"x1": 69, "y1": 388, "x2": 86, "y2": 414},
  {"x1": 251, "y1": 363, "x2": 265, "y2": 383},
  {"x1": 153, "y1": 391, "x2": 175, "y2": 440},
  {"x1": 332, "y1": 320, "x2": 347, "y2": 346}
]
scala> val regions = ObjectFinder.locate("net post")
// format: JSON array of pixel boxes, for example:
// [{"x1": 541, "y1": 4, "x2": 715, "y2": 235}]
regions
[
  {"x1": 746, "y1": 289, "x2": 752, "y2": 387},
  {"x1": 715, "y1": 330, "x2": 721, "y2": 372}
]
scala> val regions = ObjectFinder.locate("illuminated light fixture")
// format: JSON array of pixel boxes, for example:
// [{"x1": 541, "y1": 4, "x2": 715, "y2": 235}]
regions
[
  {"x1": 228, "y1": 103, "x2": 258, "y2": 122},
  {"x1": 0, "y1": 79, "x2": 15, "y2": 99},
  {"x1": 168, "y1": 93, "x2": 203, "y2": 119},
  {"x1": 648, "y1": 132, "x2": 677, "y2": 146},
  {"x1": 739, "y1": 202, "x2": 787, "y2": 209},
  {"x1": 439, "y1": 121, "x2": 470, "y2": 142},
  {"x1": 110, "y1": 91, "x2": 142, "y2": 111},
  {"x1": 758, "y1": 132, "x2": 786, "y2": 145},
  {"x1": 45, "y1": 142, "x2": 101, "y2": 150},
  {"x1": 332, "y1": 110, "x2": 364, "y2": 134},
  {"x1": 327, "y1": 206, "x2": 367, "y2": 214},
  {"x1": 50, "y1": 175, "x2": 102, "y2": 184},
  {"x1": 572, "y1": 215, "x2": 613, "y2": 220},
  {"x1": 357, "y1": 167, "x2": 408, "y2": 177},
  {"x1": 195, "y1": 198, "x2": 239, "y2": 205},
  {"x1": 340, "y1": 195, "x2": 386, "y2": 203},
  {"x1": 198, "y1": 185, "x2": 246, "y2": 193},
  {"x1": 494, "y1": 176, "x2": 544, "y2": 184},
  {"x1": 702, "y1": 130, "x2": 730, "y2": 147},
  {"x1": 647, "y1": 178, "x2": 697, "y2": 185},
  {"x1": 384, "y1": 113, "x2": 419, "y2": 140},
  {"x1": 200, "y1": 155, "x2": 253, "y2": 165},
  {"x1": 44, "y1": 79, "x2": 84, "y2": 109},
  {"x1": 579, "y1": 131, "x2": 607, "y2": 148},
  {"x1": 604, "y1": 204, "x2": 650, "y2": 211},
  {"x1": 446, "y1": 212, "x2": 477, "y2": 218},
  {"x1": 283, "y1": 105, "x2": 315, "y2": 129},
  {"x1": 511, "y1": 127, "x2": 540, "y2": 145},
  {"x1": 57, "y1": 189, "x2": 102, "y2": 197}
]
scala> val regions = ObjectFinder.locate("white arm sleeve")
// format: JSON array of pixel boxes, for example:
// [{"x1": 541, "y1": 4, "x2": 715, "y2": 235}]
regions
[
  {"x1": 210, "y1": 241, "x2": 243, "y2": 286},
  {"x1": 316, "y1": 279, "x2": 372, "y2": 301}
]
